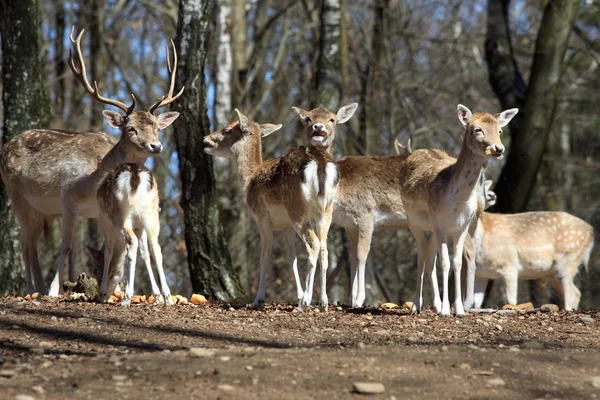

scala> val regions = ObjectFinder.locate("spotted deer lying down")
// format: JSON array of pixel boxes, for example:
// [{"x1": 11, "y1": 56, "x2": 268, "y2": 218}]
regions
[
  {"x1": 203, "y1": 110, "x2": 338, "y2": 310},
  {"x1": 96, "y1": 163, "x2": 172, "y2": 306},
  {"x1": 465, "y1": 185, "x2": 593, "y2": 310}
]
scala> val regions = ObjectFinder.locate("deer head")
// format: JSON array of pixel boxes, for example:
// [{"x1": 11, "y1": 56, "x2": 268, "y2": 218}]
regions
[
  {"x1": 457, "y1": 104, "x2": 518, "y2": 160},
  {"x1": 292, "y1": 103, "x2": 358, "y2": 150},
  {"x1": 203, "y1": 109, "x2": 282, "y2": 159},
  {"x1": 69, "y1": 27, "x2": 183, "y2": 159}
]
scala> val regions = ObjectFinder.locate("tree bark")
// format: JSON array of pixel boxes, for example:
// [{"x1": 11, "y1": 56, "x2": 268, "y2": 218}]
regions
[
  {"x1": 173, "y1": 0, "x2": 246, "y2": 301},
  {"x1": 314, "y1": 0, "x2": 342, "y2": 111},
  {"x1": 487, "y1": 0, "x2": 579, "y2": 213},
  {"x1": 231, "y1": 0, "x2": 247, "y2": 101},
  {"x1": 214, "y1": 0, "x2": 233, "y2": 127},
  {"x1": 0, "y1": 0, "x2": 51, "y2": 295}
]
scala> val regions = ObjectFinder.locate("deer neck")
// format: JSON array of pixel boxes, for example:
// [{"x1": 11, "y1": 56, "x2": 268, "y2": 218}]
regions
[
  {"x1": 87, "y1": 140, "x2": 148, "y2": 189},
  {"x1": 234, "y1": 138, "x2": 263, "y2": 189},
  {"x1": 447, "y1": 137, "x2": 485, "y2": 203}
]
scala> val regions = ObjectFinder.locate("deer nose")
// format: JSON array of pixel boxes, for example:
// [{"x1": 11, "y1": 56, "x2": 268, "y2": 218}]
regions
[
  {"x1": 313, "y1": 123, "x2": 325, "y2": 132},
  {"x1": 150, "y1": 143, "x2": 163, "y2": 153},
  {"x1": 492, "y1": 144, "x2": 505, "y2": 154}
]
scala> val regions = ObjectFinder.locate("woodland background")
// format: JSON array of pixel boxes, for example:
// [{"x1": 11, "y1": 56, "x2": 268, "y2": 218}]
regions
[{"x1": 0, "y1": 0, "x2": 599, "y2": 309}]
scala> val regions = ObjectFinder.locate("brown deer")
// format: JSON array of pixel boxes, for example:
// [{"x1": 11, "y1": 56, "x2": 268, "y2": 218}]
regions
[
  {"x1": 203, "y1": 110, "x2": 338, "y2": 310},
  {"x1": 95, "y1": 163, "x2": 172, "y2": 306},
  {"x1": 399, "y1": 104, "x2": 517, "y2": 316},
  {"x1": 293, "y1": 104, "x2": 420, "y2": 307},
  {"x1": 462, "y1": 181, "x2": 593, "y2": 311},
  {"x1": 0, "y1": 27, "x2": 182, "y2": 296}
]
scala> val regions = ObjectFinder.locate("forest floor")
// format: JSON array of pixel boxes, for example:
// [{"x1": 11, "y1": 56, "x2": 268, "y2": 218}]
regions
[{"x1": 0, "y1": 297, "x2": 599, "y2": 400}]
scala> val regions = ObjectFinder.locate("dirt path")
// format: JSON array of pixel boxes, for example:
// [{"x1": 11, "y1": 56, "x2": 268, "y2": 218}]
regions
[{"x1": 1, "y1": 298, "x2": 599, "y2": 399}]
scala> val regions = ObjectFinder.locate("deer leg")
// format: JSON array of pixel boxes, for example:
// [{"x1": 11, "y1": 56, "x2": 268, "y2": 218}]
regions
[
  {"x1": 424, "y1": 238, "x2": 441, "y2": 313},
  {"x1": 121, "y1": 227, "x2": 138, "y2": 307},
  {"x1": 28, "y1": 214, "x2": 46, "y2": 294},
  {"x1": 147, "y1": 225, "x2": 172, "y2": 306},
  {"x1": 98, "y1": 234, "x2": 115, "y2": 303},
  {"x1": 355, "y1": 221, "x2": 374, "y2": 308},
  {"x1": 451, "y1": 230, "x2": 468, "y2": 316},
  {"x1": 138, "y1": 230, "x2": 162, "y2": 301},
  {"x1": 48, "y1": 207, "x2": 77, "y2": 297},
  {"x1": 503, "y1": 272, "x2": 518, "y2": 306},
  {"x1": 473, "y1": 277, "x2": 488, "y2": 309},
  {"x1": 254, "y1": 222, "x2": 273, "y2": 309},
  {"x1": 463, "y1": 252, "x2": 477, "y2": 311},
  {"x1": 345, "y1": 228, "x2": 359, "y2": 307},
  {"x1": 435, "y1": 230, "x2": 452, "y2": 317},
  {"x1": 298, "y1": 227, "x2": 320, "y2": 311},
  {"x1": 317, "y1": 206, "x2": 334, "y2": 311},
  {"x1": 282, "y1": 227, "x2": 303, "y2": 302},
  {"x1": 409, "y1": 226, "x2": 427, "y2": 314}
]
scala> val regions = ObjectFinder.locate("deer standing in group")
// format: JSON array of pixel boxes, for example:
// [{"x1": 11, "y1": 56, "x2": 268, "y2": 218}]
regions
[
  {"x1": 293, "y1": 104, "x2": 416, "y2": 308},
  {"x1": 0, "y1": 27, "x2": 181, "y2": 297},
  {"x1": 399, "y1": 104, "x2": 517, "y2": 316},
  {"x1": 203, "y1": 110, "x2": 338, "y2": 310},
  {"x1": 462, "y1": 180, "x2": 593, "y2": 311}
]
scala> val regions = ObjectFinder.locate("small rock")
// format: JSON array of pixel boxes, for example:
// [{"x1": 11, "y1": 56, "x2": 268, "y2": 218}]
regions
[
  {"x1": 588, "y1": 376, "x2": 600, "y2": 389},
  {"x1": 495, "y1": 324, "x2": 503, "y2": 331},
  {"x1": 189, "y1": 348, "x2": 216, "y2": 358},
  {"x1": 32, "y1": 386, "x2": 45, "y2": 395},
  {"x1": 218, "y1": 384, "x2": 234, "y2": 391},
  {"x1": 487, "y1": 378, "x2": 506, "y2": 386},
  {"x1": 458, "y1": 363, "x2": 471, "y2": 370},
  {"x1": 580, "y1": 316, "x2": 595, "y2": 325},
  {"x1": 508, "y1": 347, "x2": 520, "y2": 352},
  {"x1": 14, "y1": 395, "x2": 35, "y2": 400},
  {"x1": 245, "y1": 366, "x2": 253, "y2": 371},
  {"x1": 379, "y1": 302, "x2": 398, "y2": 310},
  {"x1": 220, "y1": 356, "x2": 231, "y2": 362},
  {"x1": 112, "y1": 374, "x2": 127, "y2": 382},
  {"x1": 29, "y1": 348, "x2": 44, "y2": 355},
  {"x1": 353, "y1": 382, "x2": 385, "y2": 394},
  {"x1": 440, "y1": 345, "x2": 449, "y2": 352},
  {"x1": 0, "y1": 369, "x2": 17, "y2": 378},
  {"x1": 540, "y1": 304, "x2": 559, "y2": 312},
  {"x1": 38, "y1": 341, "x2": 53, "y2": 348}
]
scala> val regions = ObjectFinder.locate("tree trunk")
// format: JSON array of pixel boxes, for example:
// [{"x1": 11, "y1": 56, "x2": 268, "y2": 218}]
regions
[
  {"x1": 173, "y1": 0, "x2": 246, "y2": 301},
  {"x1": 314, "y1": 0, "x2": 342, "y2": 111},
  {"x1": 214, "y1": 0, "x2": 233, "y2": 128},
  {"x1": 231, "y1": 0, "x2": 247, "y2": 101},
  {"x1": 0, "y1": 0, "x2": 51, "y2": 295},
  {"x1": 487, "y1": 0, "x2": 579, "y2": 213}
]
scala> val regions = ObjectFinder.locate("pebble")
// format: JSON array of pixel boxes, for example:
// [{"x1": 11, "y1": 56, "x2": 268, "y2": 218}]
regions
[
  {"x1": 112, "y1": 374, "x2": 128, "y2": 382},
  {"x1": 32, "y1": 386, "x2": 45, "y2": 395},
  {"x1": 0, "y1": 369, "x2": 17, "y2": 378},
  {"x1": 540, "y1": 304, "x2": 559, "y2": 312},
  {"x1": 487, "y1": 378, "x2": 506, "y2": 386},
  {"x1": 588, "y1": 376, "x2": 600, "y2": 389},
  {"x1": 580, "y1": 316, "x2": 595, "y2": 325},
  {"x1": 495, "y1": 325, "x2": 503, "y2": 331},
  {"x1": 189, "y1": 348, "x2": 216, "y2": 358},
  {"x1": 218, "y1": 384, "x2": 234, "y2": 391},
  {"x1": 14, "y1": 395, "x2": 35, "y2": 400},
  {"x1": 353, "y1": 382, "x2": 385, "y2": 394}
]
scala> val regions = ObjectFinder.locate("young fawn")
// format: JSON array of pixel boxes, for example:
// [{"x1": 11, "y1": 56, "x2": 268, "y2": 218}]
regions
[
  {"x1": 94, "y1": 164, "x2": 172, "y2": 306},
  {"x1": 0, "y1": 27, "x2": 181, "y2": 296},
  {"x1": 399, "y1": 104, "x2": 518, "y2": 316},
  {"x1": 463, "y1": 181, "x2": 593, "y2": 311},
  {"x1": 203, "y1": 110, "x2": 338, "y2": 310}
]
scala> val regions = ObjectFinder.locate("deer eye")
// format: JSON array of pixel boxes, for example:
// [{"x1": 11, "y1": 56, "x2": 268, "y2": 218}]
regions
[
  {"x1": 126, "y1": 127, "x2": 137, "y2": 135},
  {"x1": 330, "y1": 118, "x2": 335, "y2": 123}
]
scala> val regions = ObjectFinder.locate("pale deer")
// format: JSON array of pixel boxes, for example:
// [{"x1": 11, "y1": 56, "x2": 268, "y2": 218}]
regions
[
  {"x1": 0, "y1": 27, "x2": 182, "y2": 296},
  {"x1": 94, "y1": 163, "x2": 172, "y2": 306},
  {"x1": 463, "y1": 181, "x2": 593, "y2": 311},
  {"x1": 203, "y1": 110, "x2": 338, "y2": 310},
  {"x1": 399, "y1": 104, "x2": 518, "y2": 316},
  {"x1": 294, "y1": 104, "x2": 428, "y2": 308}
]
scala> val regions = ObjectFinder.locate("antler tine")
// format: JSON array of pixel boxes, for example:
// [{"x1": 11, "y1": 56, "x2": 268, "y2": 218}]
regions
[
  {"x1": 68, "y1": 26, "x2": 136, "y2": 115},
  {"x1": 149, "y1": 39, "x2": 185, "y2": 114}
]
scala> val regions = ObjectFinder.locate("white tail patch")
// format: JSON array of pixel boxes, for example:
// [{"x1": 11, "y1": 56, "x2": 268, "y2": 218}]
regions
[{"x1": 302, "y1": 161, "x2": 319, "y2": 202}]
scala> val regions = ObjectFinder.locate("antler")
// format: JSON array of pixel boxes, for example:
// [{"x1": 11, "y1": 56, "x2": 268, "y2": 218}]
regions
[
  {"x1": 68, "y1": 26, "x2": 136, "y2": 116},
  {"x1": 148, "y1": 40, "x2": 185, "y2": 114}
]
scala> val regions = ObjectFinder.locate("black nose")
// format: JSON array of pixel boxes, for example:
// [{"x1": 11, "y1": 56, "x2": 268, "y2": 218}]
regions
[
  {"x1": 150, "y1": 143, "x2": 163, "y2": 152},
  {"x1": 493, "y1": 144, "x2": 504, "y2": 154},
  {"x1": 313, "y1": 123, "x2": 324, "y2": 131}
]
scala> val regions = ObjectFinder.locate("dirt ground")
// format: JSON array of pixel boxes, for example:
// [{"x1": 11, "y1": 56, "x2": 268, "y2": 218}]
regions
[{"x1": 0, "y1": 297, "x2": 599, "y2": 400}]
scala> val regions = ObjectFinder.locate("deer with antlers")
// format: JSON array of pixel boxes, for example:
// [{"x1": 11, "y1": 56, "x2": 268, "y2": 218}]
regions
[
  {"x1": 398, "y1": 104, "x2": 518, "y2": 316},
  {"x1": 0, "y1": 27, "x2": 183, "y2": 296},
  {"x1": 203, "y1": 110, "x2": 338, "y2": 310}
]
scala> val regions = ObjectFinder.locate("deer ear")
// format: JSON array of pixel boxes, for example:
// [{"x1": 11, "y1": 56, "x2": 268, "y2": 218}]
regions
[
  {"x1": 292, "y1": 107, "x2": 311, "y2": 125},
  {"x1": 235, "y1": 109, "x2": 251, "y2": 134},
  {"x1": 336, "y1": 103, "x2": 358, "y2": 124},
  {"x1": 103, "y1": 110, "x2": 125, "y2": 128},
  {"x1": 259, "y1": 124, "x2": 282, "y2": 138},
  {"x1": 484, "y1": 179, "x2": 493, "y2": 191},
  {"x1": 495, "y1": 108, "x2": 519, "y2": 128},
  {"x1": 156, "y1": 112, "x2": 180, "y2": 129},
  {"x1": 457, "y1": 104, "x2": 472, "y2": 127}
]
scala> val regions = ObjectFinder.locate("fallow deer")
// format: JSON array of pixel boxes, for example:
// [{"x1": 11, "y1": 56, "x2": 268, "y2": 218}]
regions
[
  {"x1": 95, "y1": 163, "x2": 172, "y2": 306},
  {"x1": 463, "y1": 181, "x2": 593, "y2": 311},
  {"x1": 203, "y1": 110, "x2": 338, "y2": 310},
  {"x1": 399, "y1": 104, "x2": 518, "y2": 316},
  {"x1": 0, "y1": 27, "x2": 182, "y2": 296},
  {"x1": 294, "y1": 104, "x2": 423, "y2": 308}
]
